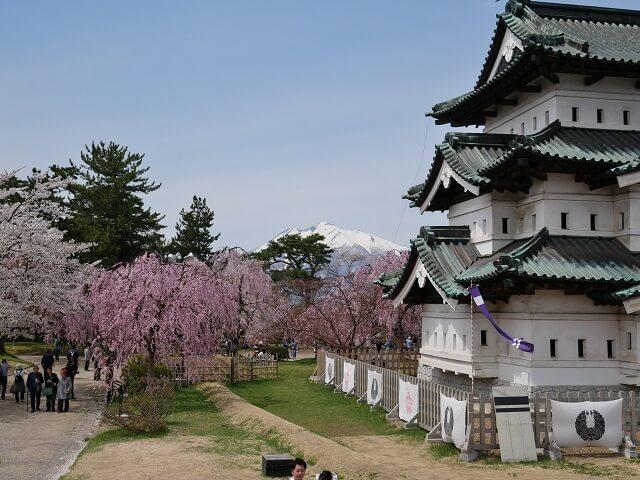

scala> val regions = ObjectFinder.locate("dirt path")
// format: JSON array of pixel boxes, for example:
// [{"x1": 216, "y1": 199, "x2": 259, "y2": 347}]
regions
[{"x1": 0, "y1": 355, "x2": 103, "y2": 480}]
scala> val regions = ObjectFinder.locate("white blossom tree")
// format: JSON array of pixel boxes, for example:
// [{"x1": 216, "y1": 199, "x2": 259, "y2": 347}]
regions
[{"x1": 0, "y1": 171, "x2": 88, "y2": 349}]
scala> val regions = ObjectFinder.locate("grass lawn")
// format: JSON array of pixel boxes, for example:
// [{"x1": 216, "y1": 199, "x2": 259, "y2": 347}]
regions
[
  {"x1": 229, "y1": 359, "x2": 424, "y2": 442},
  {"x1": 75, "y1": 386, "x2": 302, "y2": 461},
  {"x1": 5, "y1": 341, "x2": 50, "y2": 356}
]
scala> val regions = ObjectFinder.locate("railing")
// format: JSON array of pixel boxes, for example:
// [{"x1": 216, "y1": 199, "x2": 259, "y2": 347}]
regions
[
  {"x1": 316, "y1": 350, "x2": 640, "y2": 452},
  {"x1": 332, "y1": 347, "x2": 419, "y2": 376},
  {"x1": 165, "y1": 354, "x2": 278, "y2": 386}
]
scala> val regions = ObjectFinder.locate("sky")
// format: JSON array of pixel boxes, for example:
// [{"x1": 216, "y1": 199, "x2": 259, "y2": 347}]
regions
[{"x1": 2, "y1": 0, "x2": 638, "y2": 250}]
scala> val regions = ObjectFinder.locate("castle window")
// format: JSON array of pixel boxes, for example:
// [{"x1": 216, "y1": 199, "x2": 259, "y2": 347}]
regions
[
  {"x1": 597, "y1": 108, "x2": 604, "y2": 124},
  {"x1": 510, "y1": 127, "x2": 514, "y2": 134},
  {"x1": 572, "y1": 107, "x2": 579, "y2": 122},
  {"x1": 620, "y1": 212, "x2": 625, "y2": 230},
  {"x1": 590, "y1": 214, "x2": 597, "y2": 231},
  {"x1": 607, "y1": 339, "x2": 615, "y2": 359},
  {"x1": 532, "y1": 116, "x2": 537, "y2": 130},
  {"x1": 482, "y1": 219, "x2": 486, "y2": 234},
  {"x1": 545, "y1": 110, "x2": 550, "y2": 125},
  {"x1": 473, "y1": 222, "x2": 477, "y2": 236},
  {"x1": 561, "y1": 212, "x2": 568, "y2": 229},
  {"x1": 520, "y1": 122, "x2": 525, "y2": 135},
  {"x1": 462, "y1": 334, "x2": 467, "y2": 351},
  {"x1": 624, "y1": 110, "x2": 631, "y2": 125},
  {"x1": 433, "y1": 332, "x2": 438, "y2": 348},
  {"x1": 453, "y1": 334, "x2": 457, "y2": 350},
  {"x1": 481, "y1": 330, "x2": 487, "y2": 346},
  {"x1": 443, "y1": 333, "x2": 447, "y2": 350},
  {"x1": 532, "y1": 214, "x2": 537, "y2": 230},
  {"x1": 578, "y1": 339, "x2": 585, "y2": 358},
  {"x1": 627, "y1": 331, "x2": 632, "y2": 350},
  {"x1": 550, "y1": 339, "x2": 557, "y2": 358},
  {"x1": 502, "y1": 217, "x2": 509, "y2": 234}
]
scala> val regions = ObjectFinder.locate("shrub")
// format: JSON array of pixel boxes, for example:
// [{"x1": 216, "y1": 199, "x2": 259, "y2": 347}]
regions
[
  {"x1": 264, "y1": 345, "x2": 289, "y2": 360},
  {"x1": 121, "y1": 355, "x2": 171, "y2": 393},
  {"x1": 104, "y1": 379, "x2": 175, "y2": 434}
]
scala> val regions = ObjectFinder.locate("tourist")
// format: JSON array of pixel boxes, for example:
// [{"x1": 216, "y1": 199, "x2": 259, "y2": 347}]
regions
[
  {"x1": 44, "y1": 367, "x2": 59, "y2": 412},
  {"x1": 11, "y1": 364, "x2": 25, "y2": 403},
  {"x1": 26, "y1": 365, "x2": 44, "y2": 412},
  {"x1": 317, "y1": 471, "x2": 338, "y2": 480},
  {"x1": 291, "y1": 339, "x2": 298, "y2": 360},
  {"x1": 57, "y1": 367, "x2": 72, "y2": 412},
  {"x1": 41, "y1": 349, "x2": 55, "y2": 373},
  {"x1": 53, "y1": 338, "x2": 63, "y2": 361},
  {"x1": 0, "y1": 358, "x2": 9, "y2": 400},
  {"x1": 290, "y1": 458, "x2": 307, "y2": 480},
  {"x1": 67, "y1": 346, "x2": 79, "y2": 399},
  {"x1": 84, "y1": 345, "x2": 90, "y2": 371}
]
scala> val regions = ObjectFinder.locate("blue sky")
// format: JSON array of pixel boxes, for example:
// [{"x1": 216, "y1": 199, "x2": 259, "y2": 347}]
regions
[{"x1": 2, "y1": 0, "x2": 637, "y2": 250}]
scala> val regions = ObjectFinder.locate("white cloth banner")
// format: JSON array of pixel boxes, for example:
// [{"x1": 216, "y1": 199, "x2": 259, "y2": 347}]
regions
[
  {"x1": 550, "y1": 398, "x2": 624, "y2": 448},
  {"x1": 324, "y1": 356, "x2": 335, "y2": 385},
  {"x1": 367, "y1": 370, "x2": 383, "y2": 405},
  {"x1": 440, "y1": 393, "x2": 467, "y2": 449},
  {"x1": 342, "y1": 362, "x2": 355, "y2": 394},
  {"x1": 398, "y1": 379, "x2": 419, "y2": 423}
]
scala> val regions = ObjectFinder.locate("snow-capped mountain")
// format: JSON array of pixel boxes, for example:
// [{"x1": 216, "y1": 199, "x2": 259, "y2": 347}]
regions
[{"x1": 256, "y1": 222, "x2": 406, "y2": 269}]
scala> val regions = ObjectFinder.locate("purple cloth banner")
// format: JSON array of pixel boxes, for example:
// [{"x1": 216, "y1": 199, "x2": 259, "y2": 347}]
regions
[{"x1": 469, "y1": 285, "x2": 534, "y2": 353}]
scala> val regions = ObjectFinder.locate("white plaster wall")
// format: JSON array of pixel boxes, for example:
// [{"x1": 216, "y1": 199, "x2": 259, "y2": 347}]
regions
[
  {"x1": 485, "y1": 74, "x2": 640, "y2": 134},
  {"x1": 446, "y1": 174, "x2": 640, "y2": 254},
  {"x1": 419, "y1": 291, "x2": 640, "y2": 387}
]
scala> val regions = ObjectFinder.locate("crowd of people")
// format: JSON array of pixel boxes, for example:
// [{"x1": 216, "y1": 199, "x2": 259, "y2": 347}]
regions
[{"x1": 0, "y1": 344, "x2": 90, "y2": 413}]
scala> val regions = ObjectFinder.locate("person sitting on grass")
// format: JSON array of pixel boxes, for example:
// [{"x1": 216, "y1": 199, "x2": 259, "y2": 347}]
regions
[{"x1": 290, "y1": 458, "x2": 306, "y2": 480}]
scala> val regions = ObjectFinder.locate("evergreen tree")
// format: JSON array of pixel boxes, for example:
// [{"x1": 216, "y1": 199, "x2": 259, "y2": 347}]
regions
[
  {"x1": 252, "y1": 233, "x2": 333, "y2": 280},
  {"x1": 63, "y1": 142, "x2": 165, "y2": 266},
  {"x1": 169, "y1": 195, "x2": 219, "y2": 260}
]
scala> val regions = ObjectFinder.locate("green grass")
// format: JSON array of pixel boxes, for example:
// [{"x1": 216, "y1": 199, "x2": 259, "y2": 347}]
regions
[
  {"x1": 476, "y1": 455, "x2": 631, "y2": 478},
  {"x1": 1, "y1": 351, "x2": 34, "y2": 367},
  {"x1": 428, "y1": 442, "x2": 458, "y2": 460},
  {"x1": 5, "y1": 341, "x2": 49, "y2": 356},
  {"x1": 229, "y1": 359, "x2": 423, "y2": 442}
]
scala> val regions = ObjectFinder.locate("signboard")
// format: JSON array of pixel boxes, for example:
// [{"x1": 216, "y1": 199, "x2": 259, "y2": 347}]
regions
[
  {"x1": 398, "y1": 379, "x2": 419, "y2": 423},
  {"x1": 367, "y1": 370, "x2": 383, "y2": 406},
  {"x1": 440, "y1": 393, "x2": 467, "y2": 449},
  {"x1": 324, "y1": 356, "x2": 335, "y2": 385},
  {"x1": 550, "y1": 398, "x2": 623, "y2": 449},
  {"x1": 492, "y1": 386, "x2": 537, "y2": 462},
  {"x1": 342, "y1": 361, "x2": 355, "y2": 394}
]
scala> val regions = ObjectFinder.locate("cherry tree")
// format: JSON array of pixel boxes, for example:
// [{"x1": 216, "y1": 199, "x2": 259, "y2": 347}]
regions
[
  {"x1": 0, "y1": 171, "x2": 88, "y2": 349},
  {"x1": 210, "y1": 248, "x2": 285, "y2": 351},
  {"x1": 73, "y1": 254, "x2": 226, "y2": 372},
  {"x1": 293, "y1": 251, "x2": 420, "y2": 349}
]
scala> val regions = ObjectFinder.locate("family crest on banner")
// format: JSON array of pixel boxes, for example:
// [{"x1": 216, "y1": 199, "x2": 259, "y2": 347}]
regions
[
  {"x1": 324, "y1": 356, "x2": 335, "y2": 385},
  {"x1": 341, "y1": 361, "x2": 355, "y2": 394},
  {"x1": 550, "y1": 398, "x2": 624, "y2": 449},
  {"x1": 366, "y1": 369, "x2": 383, "y2": 406},
  {"x1": 398, "y1": 379, "x2": 419, "y2": 423},
  {"x1": 440, "y1": 393, "x2": 467, "y2": 449}
]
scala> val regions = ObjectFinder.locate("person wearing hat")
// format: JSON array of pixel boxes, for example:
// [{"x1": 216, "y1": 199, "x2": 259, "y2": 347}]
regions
[{"x1": 11, "y1": 364, "x2": 26, "y2": 403}]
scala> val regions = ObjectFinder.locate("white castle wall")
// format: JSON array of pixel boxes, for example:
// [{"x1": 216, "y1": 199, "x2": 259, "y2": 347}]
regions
[{"x1": 419, "y1": 291, "x2": 640, "y2": 388}]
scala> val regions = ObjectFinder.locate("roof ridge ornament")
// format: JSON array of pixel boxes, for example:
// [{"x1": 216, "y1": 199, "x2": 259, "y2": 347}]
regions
[{"x1": 505, "y1": 0, "x2": 525, "y2": 17}]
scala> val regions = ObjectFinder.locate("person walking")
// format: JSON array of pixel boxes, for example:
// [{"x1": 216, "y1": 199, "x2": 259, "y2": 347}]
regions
[
  {"x1": 26, "y1": 365, "x2": 44, "y2": 412},
  {"x1": 41, "y1": 349, "x2": 55, "y2": 373},
  {"x1": 57, "y1": 367, "x2": 72, "y2": 413},
  {"x1": 0, "y1": 358, "x2": 9, "y2": 400},
  {"x1": 53, "y1": 338, "x2": 63, "y2": 361},
  {"x1": 66, "y1": 346, "x2": 79, "y2": 399},
  {"x1": 291, "y1": 339, "x2": 298, "y2": 360},
  {"x1": 11, "y1": 364, "x2": 26, "y2": 403},
  {"x1": 83, "y1": 346, "x2": 90, "y2": 371},
  {"x1": 43, "y1": 367, "x2": 59, "y2": 412}
]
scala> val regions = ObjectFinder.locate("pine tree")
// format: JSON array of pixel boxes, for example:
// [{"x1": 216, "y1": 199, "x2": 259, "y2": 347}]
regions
[
  {"x1": 169, "y1": 195, "x2": 219, "y2": 260},
  {"x1": 251, "y1": 233, "x2": 333, "y2": 279},
  {"x1": 63, "y1": 142, "x2": 165, "y2": 266}
]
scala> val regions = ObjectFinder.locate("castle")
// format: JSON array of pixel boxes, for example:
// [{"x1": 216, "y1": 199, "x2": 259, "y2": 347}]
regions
[{"x1": 382, "y1": 0, "x2": 640, "y2": 393}]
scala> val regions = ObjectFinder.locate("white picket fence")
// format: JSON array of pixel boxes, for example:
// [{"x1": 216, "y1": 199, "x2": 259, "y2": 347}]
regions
[{"x1": 315, "y1": 350, "x2": 640, "y2": 456}]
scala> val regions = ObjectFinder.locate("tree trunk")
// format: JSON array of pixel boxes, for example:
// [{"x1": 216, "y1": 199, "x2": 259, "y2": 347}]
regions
[{"x1": 0, "y1": 335, "x2": 5, "y2": 354}]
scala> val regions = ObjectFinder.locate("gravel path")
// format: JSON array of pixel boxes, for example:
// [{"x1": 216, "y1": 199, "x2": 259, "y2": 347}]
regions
[{"x1": 0, "y1": 355, "x2": 103, "y2": 480}]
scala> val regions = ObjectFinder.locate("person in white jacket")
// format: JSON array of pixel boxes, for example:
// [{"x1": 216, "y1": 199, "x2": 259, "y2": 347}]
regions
[{"x1": 57, "y1": 367, "x2": 72, "y2": 412}]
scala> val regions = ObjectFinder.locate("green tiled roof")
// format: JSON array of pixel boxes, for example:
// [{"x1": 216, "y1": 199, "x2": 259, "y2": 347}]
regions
[
  {"x1": 408, "y1": 122, "x2": 640, "y2": 211},
  {"x1": 431, "y1": 0, "x2": 640, "y2": 124},
  {"x1": 386, "y1": 226, "x2": 640, "y2": 306},
  {"x1": 459, "y1": 228, "x2": 640, "y2": 284}
]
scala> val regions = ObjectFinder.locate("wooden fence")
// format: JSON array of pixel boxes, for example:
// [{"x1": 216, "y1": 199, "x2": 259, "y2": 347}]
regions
[
  {"x1": 165, "y1": 354, "x2": 278, "y2": 386},
  {"x1": 317, "y1": 350, "x2": 640, "y2": 455},
  {"x1": 332, "y1": 347, "x2": 418, "y2": 376}
]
